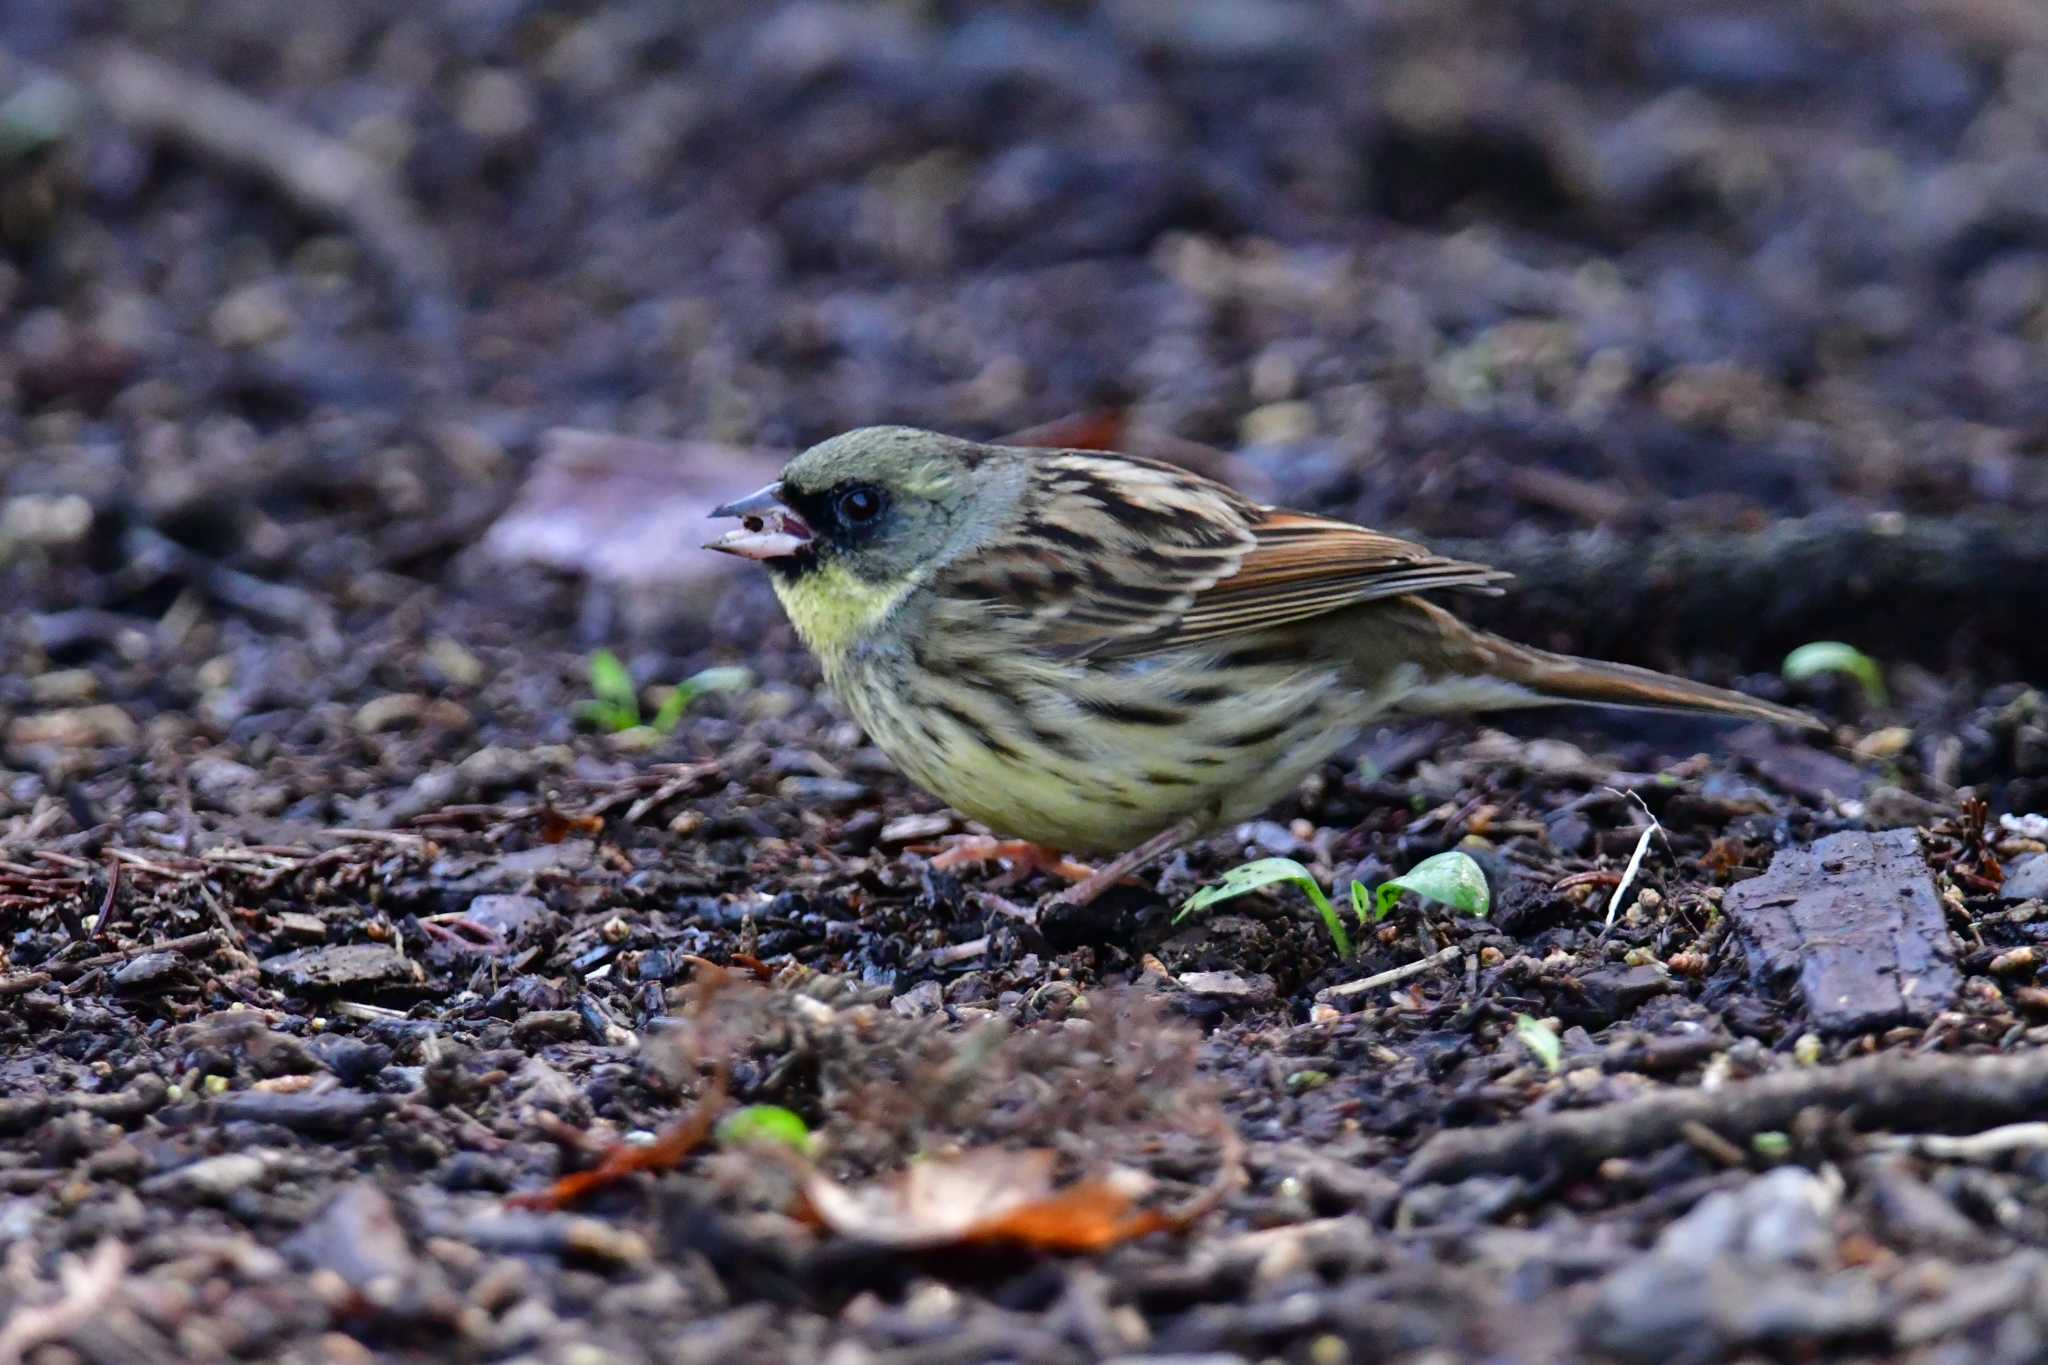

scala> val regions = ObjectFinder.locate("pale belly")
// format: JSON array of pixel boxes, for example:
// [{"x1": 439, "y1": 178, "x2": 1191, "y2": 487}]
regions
[{"x1": 827, "y1": 645, "x2": 1380, "y2": 853}]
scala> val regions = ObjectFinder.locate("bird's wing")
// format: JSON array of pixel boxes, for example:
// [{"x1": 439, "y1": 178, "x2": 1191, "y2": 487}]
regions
[
  {"x1": 1166, "y1": 509, "x2": 1509, "y2": 650},
  {"x1": 928, "y1": 450, "x2": 1508, "y2": 658}
]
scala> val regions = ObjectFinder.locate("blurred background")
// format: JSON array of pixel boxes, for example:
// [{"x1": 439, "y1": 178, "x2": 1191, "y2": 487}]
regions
[
  {"x1": 2, "y1": 0, "x2": 2044, "y2": 768},
  {"x1": 7, "y1": 9, "x2": 2048, "y2": 1359}
]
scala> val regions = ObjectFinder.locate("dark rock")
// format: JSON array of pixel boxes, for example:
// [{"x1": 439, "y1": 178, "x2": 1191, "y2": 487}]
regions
[
  {"x1": 284, "y1": 1184, "x2": 420, "y2": 1306},
  {"x1": 485, "y1": 974, "x2": 569, "y2": 1018},
  {"x1": 1724, "y1": 828, "x2": 1960, "y2": 1034},
  {"x1": 170, "y1": 1013, "x2": 320, "y2": 1078},
  {"x1": 1728, "y1": 730, "x2": 1870, "y2": 805},
  {"x1": 1587, "y1": 1257, "x2": 1885, "y2": 1363},
  {"x1": 1556, "y1": 965, "x2": 1669, "y2": 1028},
  {"x1": 1864, "y1": 1158, "x2": 1983, "y2": 1252},
  {"x1": 1545, "y1": 810, "x2": 1593, "y2": 856},
  {"x1": 510, "y1": 1009, "x2": 584, "y2": 1044},
  {"x1": 1657, "y1": 1168, "x2": 1838, "y2": 1268},
  {"x1": 307, "y1": 1034, "x2": 393, "y2": 1087},
  {"x1": 261, "y1": 943, "x2": 424, "y2": 994},
  {"x1": 464, "y1": 893, "x2": 561, "y2": 946}
]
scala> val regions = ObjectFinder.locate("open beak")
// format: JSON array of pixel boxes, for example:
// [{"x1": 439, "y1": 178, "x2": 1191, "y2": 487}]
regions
[{"x1": 705, "y1": 481, "x2": 814, "y2": 560}]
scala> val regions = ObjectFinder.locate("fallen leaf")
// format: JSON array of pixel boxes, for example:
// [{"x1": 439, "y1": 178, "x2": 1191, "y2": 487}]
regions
[
  {"x1": 538, "y1": 803, "x2": 604, "y2": 844},
  {"x1": 507, "y1": 1071, "x2": 726, "y2": 1211},
  {"x1": 798, "y1": 1128, "x2": 1252, "y2": 1256},
  {"x1": 483, "y1": 429, "x2": 787, "y2": 596},
  {"x1": 801, "y1": 1148, "x2": 1169, "y2": 1252}
]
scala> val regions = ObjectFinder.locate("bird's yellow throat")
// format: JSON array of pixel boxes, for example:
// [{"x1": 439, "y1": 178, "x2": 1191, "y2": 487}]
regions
[{"x1": 770, "y1": 560, "x2": 910, "y2": 667}]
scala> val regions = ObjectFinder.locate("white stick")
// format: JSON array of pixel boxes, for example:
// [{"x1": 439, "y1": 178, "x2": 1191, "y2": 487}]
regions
[
  {"x1": 1604, "y1": 789, "x2": 1666, "y2": 929},
  {"x1": 1317, "y1": 944, "x2": 1463, "y2": 1002}
]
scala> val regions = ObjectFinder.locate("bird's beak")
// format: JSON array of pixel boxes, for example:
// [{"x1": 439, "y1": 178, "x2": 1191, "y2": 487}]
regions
[{"x1": 705, "y1": 482, "x2": 814, "y2": 560}]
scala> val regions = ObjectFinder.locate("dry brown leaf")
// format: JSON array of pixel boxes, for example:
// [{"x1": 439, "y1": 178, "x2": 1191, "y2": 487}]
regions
[
  {"x1": 801, "y1": 1149, "x2": 1173, "y2": 1254},
  {"x1": 507, "y1": 1070, "x2": 726, "y2": 1211}
]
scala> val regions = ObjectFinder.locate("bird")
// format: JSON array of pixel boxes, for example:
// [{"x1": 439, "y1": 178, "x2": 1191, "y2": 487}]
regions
[{"x1": 707, "y1": 425, "x2": 1818, "y2": 906}]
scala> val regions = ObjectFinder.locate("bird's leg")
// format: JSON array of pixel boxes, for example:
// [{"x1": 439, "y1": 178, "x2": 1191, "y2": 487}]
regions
[
  {"x1": 1045, "y1": 819, "x2": 1201, "y2": 909},
  {"x1": 930, "y1": 836, "x2": 1098, "y2": 886}
]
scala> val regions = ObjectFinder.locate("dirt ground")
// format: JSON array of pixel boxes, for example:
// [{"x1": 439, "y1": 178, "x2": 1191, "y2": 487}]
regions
[{"x1": 4, "y1": 2, "x2": 2048, "y2": 1361}]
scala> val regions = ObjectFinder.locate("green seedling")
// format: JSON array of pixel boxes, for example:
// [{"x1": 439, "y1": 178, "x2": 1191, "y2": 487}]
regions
[
  {"x1": 649, "y1": 666, "x2": 754, "y2": 732},
  {"x1": 1177, "y1": 850, "x2": 1490, "y2": 959},
  {"x1": 715, "y1": 1104, "x2": 813, "y2": 1153},
  {"x1": 1783, "y1": 641, "x2": 1886, "y2": 706},
  {"x1": 1515, "y1": 1014, "x2": 1563, "y2": 1074},
  {"x1": 578, "y1": 652, "x2": 753, "y2": 735}
]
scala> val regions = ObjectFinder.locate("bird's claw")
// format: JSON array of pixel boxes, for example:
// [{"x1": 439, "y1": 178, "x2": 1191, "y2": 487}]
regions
[{"x1": 928, "y1": 837, "x2": 1098, "y2": 889}]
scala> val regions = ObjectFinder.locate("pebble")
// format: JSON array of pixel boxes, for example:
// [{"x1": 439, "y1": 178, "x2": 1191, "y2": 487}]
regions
[
  {"x1": 141, "y1": 1151, "x2": 279, "y2": 1200},
  {"x1": 1175, "y1": 970, "x2": 1278, "y2": 1005},
  {"x1": 2002, "y1": 854, "x2": 2048, "y2": 902},
  {"x1": 8, "y1": 704, "x2": 139, "y2": 748}
]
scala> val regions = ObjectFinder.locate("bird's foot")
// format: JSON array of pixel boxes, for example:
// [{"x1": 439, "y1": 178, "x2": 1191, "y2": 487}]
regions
[{"x1": 929, "y1": 837, "x2": 1098, "y2": 889}]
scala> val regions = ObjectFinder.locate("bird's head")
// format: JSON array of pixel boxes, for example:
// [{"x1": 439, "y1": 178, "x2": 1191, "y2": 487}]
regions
[
  {"x1": 706, "y1": 426, "x2": 1023, "y2": 583},
  {"x1": 706, "y1": 426, "x2": 1024, "y2": 656}
]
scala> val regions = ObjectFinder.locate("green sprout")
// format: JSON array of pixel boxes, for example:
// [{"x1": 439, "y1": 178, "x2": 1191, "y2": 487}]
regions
[
  {"x1": 1782, "y1": 641, "x2": 1886, "y2": 706},
  {"x1": 1515, "y1": 1014, "x2": 1563, "y2": 1074},
  {"x1": 715, "y1": 1104, "x2": 813, "y2": 1153},
  {"x1": 1750, "y1": 1131, "x2": 1792, "y2": 1160},
  {"x1": 1176, "y1": 850, "x2": 1490, "y2": 959},
  {"x1": 577, "y1": 652, "x2": 752, "y2": 735}
]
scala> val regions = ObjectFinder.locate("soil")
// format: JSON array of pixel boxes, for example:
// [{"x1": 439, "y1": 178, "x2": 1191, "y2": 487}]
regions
[{"x1": 3, "y1": 2, "x2": 2048, "y2": 1362}]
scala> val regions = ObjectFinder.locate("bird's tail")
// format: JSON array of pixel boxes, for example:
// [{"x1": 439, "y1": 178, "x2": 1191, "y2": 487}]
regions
[{"x1": 1475, "y1": 631, "x2": 1823, "y2": 730}]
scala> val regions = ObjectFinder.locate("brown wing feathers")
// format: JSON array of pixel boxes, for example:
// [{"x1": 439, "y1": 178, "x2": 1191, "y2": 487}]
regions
[
  {"x1": 1171, "y1": 511, "x2": 1508, "y2": 647},
  {"x1": 934, "y1": 449, "x2": 1510, "y2": 658}
]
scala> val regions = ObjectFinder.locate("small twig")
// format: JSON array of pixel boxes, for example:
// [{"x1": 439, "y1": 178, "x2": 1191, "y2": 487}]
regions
[
  {"x1": 104, "y1": 847, "x2": 202, "y2": 881},
  {"x1": 316, "y1": 828, "x2": 431, "y2": 847},
  {"x1": 32, "y1": 850, "x2": 92, "y2": 871},
  {"x1": 329, "y1": 1000, "x2": 414, "y2": 1023},
  {"x1": 39, "y1": 930, "x2": 218, "y2": 983},
  {"x1": 1317, "y1": 944, "x2": 1463, "y2": 1003},
  {"x1": 1871, "y1": 1122, "x2": 2048, "y2": 1161},
  {"x1": 623, "y1": 765, "x2": 719, "y2": 824},
  {"x1": 1678, "y1": 1119, "x2": 1750, "y2": 1168},
  {"x1": 1406, "y1": 1048, "x2": 2048, "y2": 1186},
  {"x1": 195, "y1": 883, "x2": 262, "y2": 974},
  {"x1": 88, "y1": 858, "x2": 119, "y2": 940},
  {"x1": 931, "y1": 936, "x2": 990, "y2": 966}
]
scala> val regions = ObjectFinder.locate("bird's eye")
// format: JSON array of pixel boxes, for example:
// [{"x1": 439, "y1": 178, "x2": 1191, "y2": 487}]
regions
[{"x1": 837, "y1": 485, "x2": 886, "y2": 524}]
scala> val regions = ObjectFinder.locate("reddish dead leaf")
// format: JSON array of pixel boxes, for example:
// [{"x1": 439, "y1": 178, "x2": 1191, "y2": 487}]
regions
[
  {"x1": 507, "y1": 1071, "x2": 726, "y2": 1210},
  {"x1": 484, "y1": 428, "x2": 788, "y2": 596},
  {"x1": 998, "y1": 410, "x2": 1129, "y2": 452},
  {"x1": 1702, "y1": 836, "x2": 1753, "y2": 880},
  {"x1": 956, "y1": 1181, "x2": 1172, "y2": 1253},
  {"x1": 800, "y1": 1127, "x2": 1242, "y2": 1255},
  {"x1": 538, "y1": 803, "x2": 604, "y2": 845},
  {"x1": 674, "y1": 952, "x2": 773, "y2": 985},
  {"x1": 800, "y1": 1149, "x2": 1137, "y2": 1251}
]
